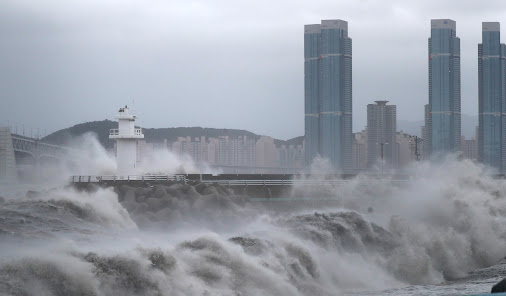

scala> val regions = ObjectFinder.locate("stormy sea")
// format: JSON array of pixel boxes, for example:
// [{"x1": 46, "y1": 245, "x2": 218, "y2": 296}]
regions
[{"x1": 1, "y1": 141, "x2": 506, "y2": 295}]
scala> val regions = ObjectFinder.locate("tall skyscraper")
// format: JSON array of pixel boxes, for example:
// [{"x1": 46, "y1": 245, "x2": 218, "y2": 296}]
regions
[
  {"x1": 426, "y1": 19, "x2": 461, "y2": 156},
  {"x1": 304, "y1": 24, "x2": 321, "y2": 167},
  {"x1": 304, "y1": 19, "x2": 352, "y2": 171},
  {"x1": 478, "y1": 22, "x2": 506, "y2": 172},
  {"x1": 367, "y1": 101, "x2": 397, "y2": 168}
]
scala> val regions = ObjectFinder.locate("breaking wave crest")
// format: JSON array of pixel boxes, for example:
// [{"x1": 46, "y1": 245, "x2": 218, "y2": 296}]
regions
[{"x1": 2, "y1": 158, "x2": 506, "y2": 295}]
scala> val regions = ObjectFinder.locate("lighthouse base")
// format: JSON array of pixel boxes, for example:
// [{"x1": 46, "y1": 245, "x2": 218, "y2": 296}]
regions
[{"x1": 116, "y1": 140, "x2": 138, "y2": 176}]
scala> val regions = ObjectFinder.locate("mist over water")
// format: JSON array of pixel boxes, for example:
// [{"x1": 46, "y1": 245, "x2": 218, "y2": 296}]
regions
[{"x1": 2, "y1": 135, "x2": 506, "y2": 295}]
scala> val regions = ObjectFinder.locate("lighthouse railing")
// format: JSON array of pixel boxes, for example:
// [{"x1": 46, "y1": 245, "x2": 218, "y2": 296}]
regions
[{"x1": 109, "y1": 128, "x2": 143, "y2": 136}]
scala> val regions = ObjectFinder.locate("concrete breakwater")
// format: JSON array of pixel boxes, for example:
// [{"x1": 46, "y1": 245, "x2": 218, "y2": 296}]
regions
[
  {"x1": 71, "y1": 173, "x2": 411, "y2": 200},
  {"x1": 73, "y1": 178, "x2": 292, "y2": 199},
  {"x1": 71, "y1": 179, "x2": 348, "y2": 228}
]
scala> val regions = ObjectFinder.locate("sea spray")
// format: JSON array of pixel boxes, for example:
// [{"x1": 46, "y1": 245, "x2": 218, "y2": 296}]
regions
[
  {"x1": 0, "y1": 186, "x2": 137, "y2": 238},
  {"x1": 2, "y1": 157, "x2": 506, "y2": 295},
  {"x1": 137, "y1": 147, "x2": 221, "y2": 175}
]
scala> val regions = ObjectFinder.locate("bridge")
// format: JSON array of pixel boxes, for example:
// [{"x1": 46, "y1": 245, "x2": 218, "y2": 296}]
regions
[
  {"x1": 11, "y1": 134, "x2": 68, "y2": 159},
  {"x1": 0, "y1": 127, "x2": 69, "y2": 180}
]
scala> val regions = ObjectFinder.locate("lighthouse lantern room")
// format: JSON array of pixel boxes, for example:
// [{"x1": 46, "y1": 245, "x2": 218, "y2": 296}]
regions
[{"x1": 109, "y1": 106, "x2": 144, "y2": 176}]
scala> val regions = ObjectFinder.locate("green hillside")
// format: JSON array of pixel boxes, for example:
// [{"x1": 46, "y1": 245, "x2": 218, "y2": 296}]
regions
[{"x1": 42, "y1": 120, "x2": 303, "y2": 148}]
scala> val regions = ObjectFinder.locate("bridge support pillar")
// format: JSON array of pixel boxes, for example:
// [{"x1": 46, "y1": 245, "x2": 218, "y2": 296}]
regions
[{"x1": 0, "y1": 127, "x2": 17, "y2": 181}]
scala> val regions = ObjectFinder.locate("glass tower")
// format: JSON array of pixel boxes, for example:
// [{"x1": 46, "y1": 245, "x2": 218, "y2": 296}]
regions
[
  {"x1": 304, "y1": 19, "x2": 352, "y2": 171},
  {"x1": 427, "y1": 19, "x2": 461, "y2": 156},
  {"x1": 478, "y1": 22, "x2": 506, "y2": 172},
  {"x1": 304, "y1": 24, "x2": 321, "y2": 168}
]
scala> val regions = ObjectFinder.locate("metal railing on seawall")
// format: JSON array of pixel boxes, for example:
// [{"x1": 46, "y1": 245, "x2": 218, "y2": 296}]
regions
[
  {"x1": 200, "y1": 179, "x2": 408, "y2": 186},
  {"x1": 70, "y1": 175, "x2": 409, "y2": 187},
  {"x1": 71, "y1": 175, "x2": 186, "y2": 183}
]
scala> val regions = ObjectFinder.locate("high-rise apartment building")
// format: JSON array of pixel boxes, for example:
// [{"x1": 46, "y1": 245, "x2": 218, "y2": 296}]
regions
[
  {"x1": 218, "y1": 136, "x2": 255, "y2": 167},
  {"x1": 478, "y1": 22, "x2": 506, "y2": 172},
  {"x1": 397, "y1": 132, "x2": 423, "y2": 167},
  {"x1": 256, "y1": 136, "x2": 276, "y2": 167},
  {"x1": 426, "y1": 19, "x2": 461, "y2": 156},
  {"x1": 352, "y1": 130, "x2": 367, "y2": 171},
  {"x1": 277, "y1": 144, "x2": 304, "y2": 168},
  {"x1": 304, "y1": 19, "x2": 352, "y2": 171},
  {"x1": 462, "y1": 136, "x2": 478, "y2": 161},
  {"x1": 366, "y1": 101, "x2": 397, "y2": 168}
]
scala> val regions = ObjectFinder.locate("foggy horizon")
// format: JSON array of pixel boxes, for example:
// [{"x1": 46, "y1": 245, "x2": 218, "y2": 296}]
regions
[{"x1": 2, "y1": 0, "x2": 506, "y2": 140}]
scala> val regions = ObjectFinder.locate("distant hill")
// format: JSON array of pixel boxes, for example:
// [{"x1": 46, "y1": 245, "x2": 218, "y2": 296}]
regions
[
  {"x1": 42, "y1": 120, "x2": 304, "y2": 148},
  {"x1": 42, "y1": 120, "x2": 117, "y2": 148},
  {"x1": 43, "y1": 114, "x2": 478, "y2": 150}
]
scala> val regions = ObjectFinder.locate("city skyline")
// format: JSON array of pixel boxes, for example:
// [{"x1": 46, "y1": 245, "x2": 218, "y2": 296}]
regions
[{"x1": 2, "y1": 0, "x2": 506, "y2": 140}]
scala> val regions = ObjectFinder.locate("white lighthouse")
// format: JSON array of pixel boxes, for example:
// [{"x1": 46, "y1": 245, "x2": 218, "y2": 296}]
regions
[{"x1": 109, "y1": 106, "x2": 144, "y2": 176}]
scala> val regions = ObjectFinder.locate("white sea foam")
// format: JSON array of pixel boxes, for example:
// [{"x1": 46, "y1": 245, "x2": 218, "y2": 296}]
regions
[{"x1": 2, "y1": 142, "x2": 506, "y2": 295}]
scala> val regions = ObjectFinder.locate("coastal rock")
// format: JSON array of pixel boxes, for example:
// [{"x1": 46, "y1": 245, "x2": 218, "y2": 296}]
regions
[
  {"x1": 184, "y1": 187, "x2": 201, "y2": 203},
  {"x1": 194, "y1": 183, "x2": 207, "y2": 194},
  {"x1": 120, "y1": 200, "x2": 138, "y2": 212},
  {"x1": 145, "y1": 211, "x2": 159, "y2": 222},
  {"x1": 119, "y1": 185, "x2": 136, "y2": 195},
  {"x1": 85, "y1": 183, "x2": 100, "y2": 192},
  {"x1": 180, "y1": 184, "x2": 192, "y2": 193},
  {"x1": 492, "y1": 278, "x2": 506, "y2": 293},
  {"x1": 155, "y1": 208, "x2": 173, "y2": 220},
  {"x1": 202, "y1": 186, "x2": 219, "y2": 196},
  {"x1": 135, "y1": 195, "x2": 146, "y2": 203},
  {"x1": 168, "y1": 183, "x2": 182, "y2": 189},
  {"x1": 216, "y1": 186, "x2": 229, "y2": 197},
  {"x1": 175, "y1": 199, "x2": 191, "y2": 213},
  {"x1": 166, "y1": 184, "x2": 183, "y2": 197},
  {"x1": 123, "y1": 190, "x2": 136, "y2": 203},
  {"x1": 134, "y1": 187, "x2": 152, "y2": 197},
  {"x1": 145, "y1": 198, "x2": 164, "y2": 212},
  {"x1": 152, "y1": 185, "x2": 167, "y2": 199},
  {"x1": 133, "y1": 203, "x2": 149, "y2": 215},
  {"x1": 155, "y1": 208, "x2": 181, "y2": 223}
]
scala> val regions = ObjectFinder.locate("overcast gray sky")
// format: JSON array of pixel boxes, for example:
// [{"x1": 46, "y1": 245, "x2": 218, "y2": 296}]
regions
[{"x1": 1, "y1": 0, "x2": 506, "y2": 140}]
